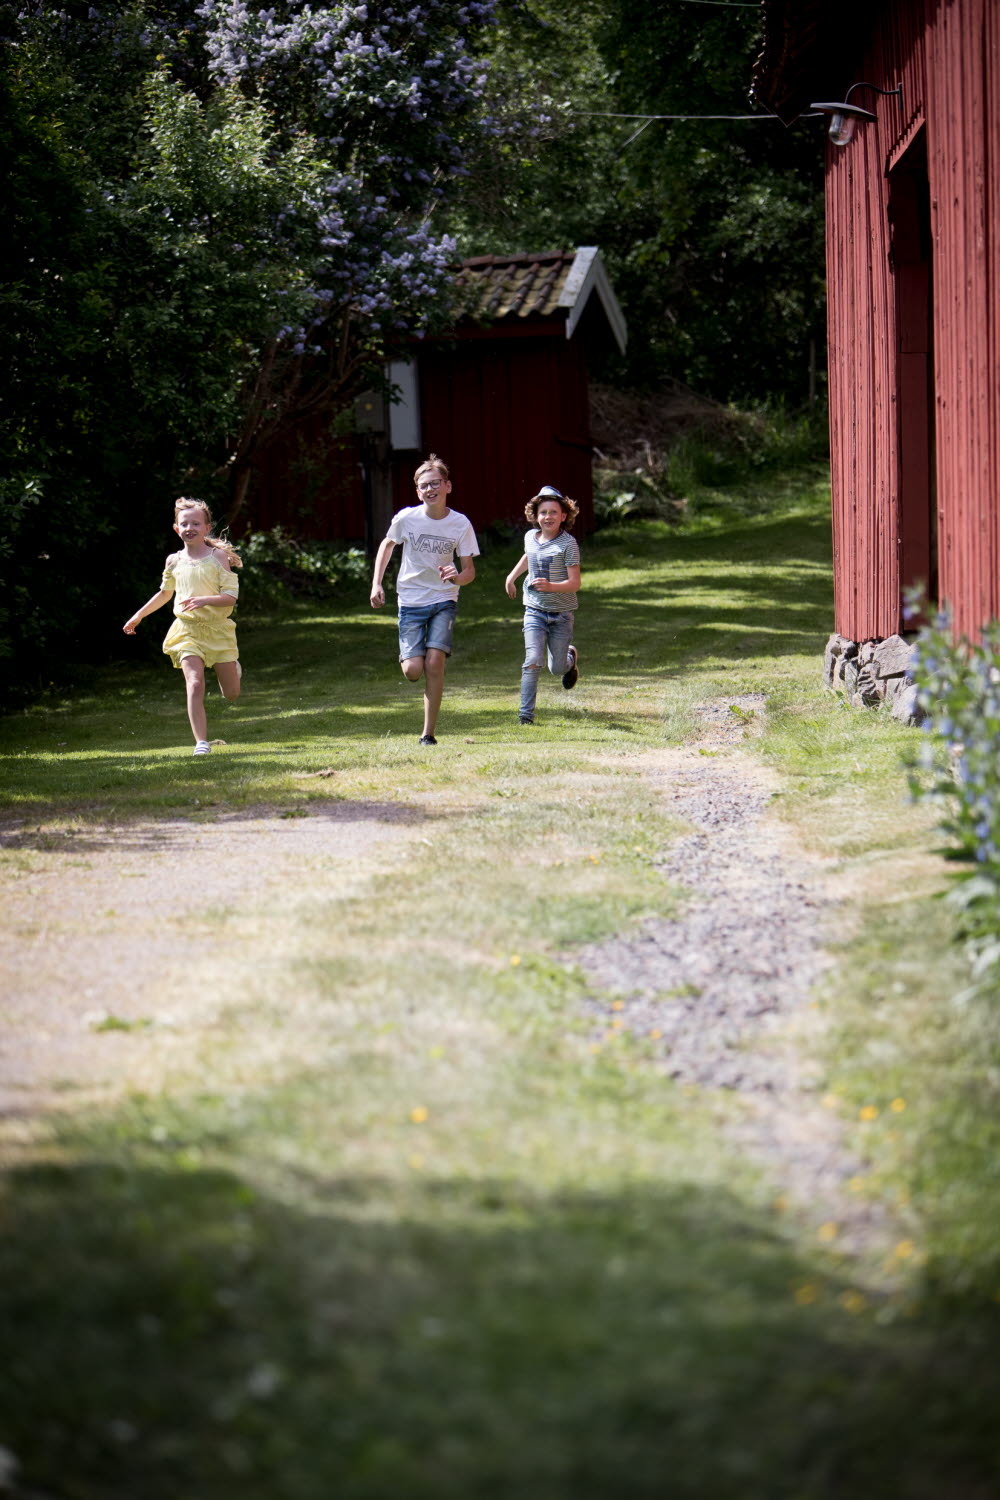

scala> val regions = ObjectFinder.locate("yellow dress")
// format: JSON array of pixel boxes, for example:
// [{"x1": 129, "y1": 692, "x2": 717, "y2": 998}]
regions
[{"x1": 160, "y1": 550, "x2": 240, "y2": 669}]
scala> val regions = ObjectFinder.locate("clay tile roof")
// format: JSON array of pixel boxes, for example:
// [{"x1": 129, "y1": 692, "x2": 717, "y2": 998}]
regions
[
  {"x1": 457, "y1": 250, "x2": 577, "y2": 322},
  {"x1": 454, "y1": 247, "x2": 628, "y2": 353}
]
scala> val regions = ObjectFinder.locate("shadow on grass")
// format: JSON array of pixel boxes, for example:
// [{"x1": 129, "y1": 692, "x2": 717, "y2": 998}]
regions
[
  {"x1": 0, "y1": 692, "x2": 650, "y2": 817},
  {"x1": 2, "y1": 1154, "x2": 997, "y2": 1500},
  {"x1": 0, "y1": 796, "x2": 435, "y2": 851},
  {"x1": 0, "y1": 508, "x2": 837, "y2": 815}
]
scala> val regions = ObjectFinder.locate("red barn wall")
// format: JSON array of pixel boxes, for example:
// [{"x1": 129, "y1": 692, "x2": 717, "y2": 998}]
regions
[
  {"x1": 825, "y1": 0, "x2": 1000, "y2": 640},
  {"x1": 392, "y1": 329, "x2": 595, "y2": 533},
  {"x1": 242, "y1": 328, "x2": 596, "y2": 545},
  {"x1": 924, "y1": 0, "x2": 1000, "y2": 637}
]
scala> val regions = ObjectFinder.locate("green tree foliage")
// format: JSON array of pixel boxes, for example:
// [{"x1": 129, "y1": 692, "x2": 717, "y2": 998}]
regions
[
  {"x1": 452, "y1": 0, "x2": 826, "y2": 406},
  {"x1": 0, "y1": 0, "x2": 495, "y2": 694}
]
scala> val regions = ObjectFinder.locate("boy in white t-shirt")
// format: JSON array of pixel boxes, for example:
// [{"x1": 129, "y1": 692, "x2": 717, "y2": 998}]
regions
[{"x1": 370, "y1": 453, "x2": 479, "y2": 744}]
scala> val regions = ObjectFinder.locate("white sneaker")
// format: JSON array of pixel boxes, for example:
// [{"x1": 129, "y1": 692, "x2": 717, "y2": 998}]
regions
[{"x1": 193, "y1": 740, "x2": 212, "y2": 756}]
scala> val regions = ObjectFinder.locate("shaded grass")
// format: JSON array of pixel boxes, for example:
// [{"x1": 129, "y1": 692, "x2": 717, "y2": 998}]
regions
[
  {"x1": 7, "y1": 1150, "x2": 997, "y2": 1500},
  {"x1": 3, "y1": 472, "x2": 1000, "y2": 1497}
]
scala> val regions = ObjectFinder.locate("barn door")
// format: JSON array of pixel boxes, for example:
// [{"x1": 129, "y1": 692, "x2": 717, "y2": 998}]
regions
[{"x1": 888, "y1": 129, "x2": 937, "y2": 620}]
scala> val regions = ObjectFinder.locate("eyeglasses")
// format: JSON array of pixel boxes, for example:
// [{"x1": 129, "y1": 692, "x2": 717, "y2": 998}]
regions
[{"x1": 416, "y1": 480, "x2": 442, "y2": 492}]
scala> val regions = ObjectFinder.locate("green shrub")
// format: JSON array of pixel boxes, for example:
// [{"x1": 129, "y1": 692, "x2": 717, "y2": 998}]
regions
[
  {"x1": 592, "y1": 403, "x2": 829, "y2": 529},
  {"x1": 910, "y1": 611, "x2": 1000, "y2": 996},
  {"x1": 236, "y1": 529, "x2": 368, "y2": 611}
]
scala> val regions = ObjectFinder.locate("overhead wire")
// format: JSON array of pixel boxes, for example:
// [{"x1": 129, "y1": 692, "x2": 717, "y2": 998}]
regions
[{"x1": 576, "y1": 111, "x2": 783, "y2": 120}]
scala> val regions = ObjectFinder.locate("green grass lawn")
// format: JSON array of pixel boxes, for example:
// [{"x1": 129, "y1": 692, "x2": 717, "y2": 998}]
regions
[{"x1": 3, "y1": 468, "x2": 1000, "y2": 1499}]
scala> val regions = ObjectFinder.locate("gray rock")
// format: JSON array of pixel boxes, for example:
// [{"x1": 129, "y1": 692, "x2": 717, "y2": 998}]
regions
[
  {"x1": 823, "y1": 633, "x2": 857, "y2": 688},
  {"x1": 874, "y1": 633, "x2": 913, "y2": 679},
  {"x1": 891, "y1": 682, "x2": 925, "y2": 725},
  {"x1": 839, "y1": 657, "x2": 859, "y2": 695},
  {"x1": 854, "y1": 662, "x2": 882, "y2": 707}
]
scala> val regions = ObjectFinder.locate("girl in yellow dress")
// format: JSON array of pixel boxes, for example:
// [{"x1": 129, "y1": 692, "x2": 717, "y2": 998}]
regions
[{"x1": 124, "y1": 498, "x2": 243, "y2": 755}]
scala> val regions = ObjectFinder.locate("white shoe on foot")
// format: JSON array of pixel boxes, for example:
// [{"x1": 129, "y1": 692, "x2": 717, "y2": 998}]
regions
[{"x1": 193, "y1": 740, "x2": 212, "y2": 756}]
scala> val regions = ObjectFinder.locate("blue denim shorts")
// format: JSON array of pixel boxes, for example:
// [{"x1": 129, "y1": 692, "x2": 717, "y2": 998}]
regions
[{"x1": 398, "y1": 599, "x2": 457, "y2": 660}]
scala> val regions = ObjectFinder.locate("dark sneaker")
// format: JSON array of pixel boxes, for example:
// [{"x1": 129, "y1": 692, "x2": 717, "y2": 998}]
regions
[
  {"x1": 562, "y1": 645, "x2": 579, "y2": 690},
  {"x1": 518, "y1": 715, "x2": 534, "y2": 725},
  {"x1": 419, "y1": 734, "x2": 438, "y2": 745}
]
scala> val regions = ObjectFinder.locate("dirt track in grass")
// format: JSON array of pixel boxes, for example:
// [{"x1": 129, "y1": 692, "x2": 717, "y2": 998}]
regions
[
  {"x1": 0, "y1": 708, "x2": 894, "y2": 1256},
  {"x1": 0, "y1": 801, "x2": 420, "y2": 1121}
]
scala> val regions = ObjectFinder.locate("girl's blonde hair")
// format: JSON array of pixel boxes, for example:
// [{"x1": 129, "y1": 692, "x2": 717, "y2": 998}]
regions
[
  {"x1": 524, "y1": 488, "x2": 579, "y2": 531},
  {"x1": 414, "y1": 453, "x2": 450, "y2": 484},
  {"x1": 173, "y1": 497, "x2": 242, "y2": 568}
]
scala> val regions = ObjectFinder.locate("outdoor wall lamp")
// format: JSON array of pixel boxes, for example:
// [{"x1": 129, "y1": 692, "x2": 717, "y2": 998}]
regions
[{"x1": 809, "y1": 82, "x2": 903, "y2": 147}]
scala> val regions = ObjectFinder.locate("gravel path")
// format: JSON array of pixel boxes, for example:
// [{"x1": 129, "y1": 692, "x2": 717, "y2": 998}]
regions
[{"x1": 580, "y1": 698, "x2": 895, "y2": 1256}]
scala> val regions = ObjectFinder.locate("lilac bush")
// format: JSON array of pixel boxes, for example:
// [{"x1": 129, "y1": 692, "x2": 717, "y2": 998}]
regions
[
  {"x1": 6, "y1": 1, "x2": 499, "y2": 501},
  {"x1": 910, "y1": 610, "x2": 1000, "y2": 996},
  {"x1": 1, "y1": 0, "x2": 501, "y2": 684}
]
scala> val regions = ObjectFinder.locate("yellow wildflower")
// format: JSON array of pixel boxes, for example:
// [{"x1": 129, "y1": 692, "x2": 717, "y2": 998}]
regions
[
  {"x1": 410, "y1": 1106, "x2": 429, "y2": 1124},
  {"x1": 510, "y1": 954, "x2": 521, "y2": 967},
  {"x1": 859, "y1": 1104, "x2": 879, "y2": 1121},
  {"x1": 817, "y1": 1221, "x2": 838, "y2": 1243},
  {"x1": 890, "y1": 1097, "x2": 907, "y2": 1113}
]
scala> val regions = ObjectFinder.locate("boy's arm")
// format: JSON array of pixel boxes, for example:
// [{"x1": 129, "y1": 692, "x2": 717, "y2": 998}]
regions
[
  {"x1": 370, "y1": 537, "x2": 397, "y2": 608},
  {"x1": 505, "y1": 554, "x2": 528, "y2": 598},
  {"x1": 439, "y1": 553, "x2": 476, "y2": 587},
  {"x1": 123, "y1": 588, "x2": 172, "y2": 634},
  {"x1": 532, "y1": 564, "x2": 581, "y2": 595}
]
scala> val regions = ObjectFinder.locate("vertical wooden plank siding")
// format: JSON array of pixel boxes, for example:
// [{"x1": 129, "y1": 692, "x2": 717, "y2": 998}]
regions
[
  {"x1": 825, "y1": 1, "x2": 927, "y2": 640},
  {"x1": 411, "y1": 337, "x2": 594, "y2": 532},
  {"x1": 989, "y1": 0, "x2": 1000, "y2": 626},
  {"x1": 826, "y1": 0, "x2": 1000, "y2": 641},
  {"x1": 925, "y1": 0, "x2": 998, "y2": 636}
]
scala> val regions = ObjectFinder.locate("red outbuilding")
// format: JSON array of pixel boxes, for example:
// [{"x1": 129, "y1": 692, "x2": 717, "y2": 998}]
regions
[
  {"x1": 245, "y1": 247, "x2": 627, "y2": 549},
  {"x1": 754, "y1": 0, "x2": 1000, "y2": 650}
]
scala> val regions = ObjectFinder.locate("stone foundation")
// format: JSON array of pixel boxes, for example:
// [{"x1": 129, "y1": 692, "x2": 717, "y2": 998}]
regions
[{"x1": 823, "y1": 632, "x2": 924, "y2": 724}]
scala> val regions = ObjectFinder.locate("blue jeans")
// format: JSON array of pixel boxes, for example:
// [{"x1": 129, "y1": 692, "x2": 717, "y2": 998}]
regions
[
  {"x1": 520, "y1": 607, "x2": 574, "y2": 719},
  {"x1": 398, "y1": 599, "x2": 457, "y2": 660}
]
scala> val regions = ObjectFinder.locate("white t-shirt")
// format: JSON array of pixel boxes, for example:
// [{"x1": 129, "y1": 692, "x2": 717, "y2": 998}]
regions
[{"x1": 386, "y1": 505, "x2": 480, "y2": 606}]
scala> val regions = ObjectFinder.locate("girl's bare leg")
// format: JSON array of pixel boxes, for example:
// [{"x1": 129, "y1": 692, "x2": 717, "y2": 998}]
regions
[
  {"x1": 215, "y1": 661, "x2": 241, "y2": 701},
  {"x1": 180, "y1": 655, "x2": 208, "y2": 743}
]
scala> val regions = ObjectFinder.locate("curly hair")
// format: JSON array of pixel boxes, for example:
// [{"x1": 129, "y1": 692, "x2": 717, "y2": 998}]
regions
[{"x1": 524, "y1": 489, "x2": 579, "y2": 531}]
